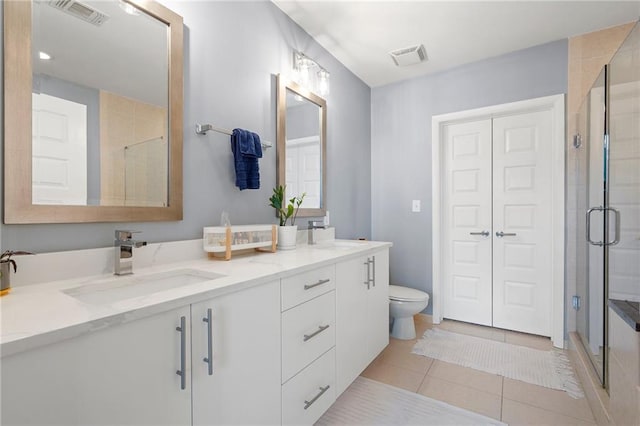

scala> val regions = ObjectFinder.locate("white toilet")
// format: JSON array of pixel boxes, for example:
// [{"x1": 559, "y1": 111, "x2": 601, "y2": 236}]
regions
[{"x1": 389, "y1": 285, "x2": 430, "y2": 340}]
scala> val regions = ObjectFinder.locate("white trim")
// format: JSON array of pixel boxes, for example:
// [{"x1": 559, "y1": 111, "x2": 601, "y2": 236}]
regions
[{"x1": 431, "y1": 94, "x2": 566, "y2": 348}]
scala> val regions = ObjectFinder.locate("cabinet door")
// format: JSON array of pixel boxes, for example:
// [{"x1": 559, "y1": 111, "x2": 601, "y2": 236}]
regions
[
  {"x1": 335, "y1": 255, "x2": 370, "y2": 396},
  {"x1": 191, "y1": 281, "x2": 281, "y2": 426},
  {"x1": 1, "y1": 306, "x2": 192, "y2": 426},
  {"x1": 367, "y1": 249, "x2": 390, "y2": 363}
]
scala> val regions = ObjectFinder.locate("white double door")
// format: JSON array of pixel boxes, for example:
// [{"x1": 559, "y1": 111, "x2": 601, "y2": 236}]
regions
[{"x1": 442, "y1": 110, "x2": 553, "y2": 336}]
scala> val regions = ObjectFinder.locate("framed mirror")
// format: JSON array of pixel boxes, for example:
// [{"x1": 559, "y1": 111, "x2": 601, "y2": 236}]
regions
[
  {"x1": 276, "y1": 75, "x2": 327, "y2": 217},
  {"x1": 3, "y1": 0, "x2": 183, "y2": 223}
]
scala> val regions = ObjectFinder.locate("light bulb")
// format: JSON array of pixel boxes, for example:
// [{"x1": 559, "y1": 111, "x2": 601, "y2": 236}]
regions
[{"x1": 317, "y1": 69, "x2": 330, "y2": 96}]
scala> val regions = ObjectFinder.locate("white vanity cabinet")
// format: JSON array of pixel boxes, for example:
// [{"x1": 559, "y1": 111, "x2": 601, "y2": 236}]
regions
[
  {"x1": 191, "y1": 280, "x2": 281, "y2": 425},
  {"x1": 280, "y1": 265, "x2": 337, "y2": 425},
  {"x1": 1, "y1": 305, "x2": 193, "y2": 426},
  {"x1": 335, "y1": 248, "x2": 390, "y2": 395},
  {"x1": 1, "y1": 282, "x2": 281, "y2": 426},
  {"x1": 0, "y1": 242, "x2": 393, "y2": 426}
]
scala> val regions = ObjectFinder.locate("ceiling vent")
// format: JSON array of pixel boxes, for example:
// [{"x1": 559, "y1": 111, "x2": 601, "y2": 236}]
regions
[
  {"x1": 389, "y1": 44, "x2": 428, "y2": 67},
  {"x1": 48, "y1": 0, "x2": 110, "y2": 26}
]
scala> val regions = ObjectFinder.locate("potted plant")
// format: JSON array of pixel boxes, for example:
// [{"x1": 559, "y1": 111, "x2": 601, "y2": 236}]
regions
[
  {"x1": 0, "y1": 250, "x2": 34, "y2": 296},
  {"x1": 269, "y1": 185, "x2": 306, "y2": 250}
]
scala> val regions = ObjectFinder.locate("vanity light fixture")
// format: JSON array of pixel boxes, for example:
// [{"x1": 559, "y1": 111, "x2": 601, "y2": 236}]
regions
[
  {"x1": 38, "y1": 51, "x2": 52, "y2": 60},
  {"x1": 292, "y1": 51, "x2": 330, "y2": 97}
]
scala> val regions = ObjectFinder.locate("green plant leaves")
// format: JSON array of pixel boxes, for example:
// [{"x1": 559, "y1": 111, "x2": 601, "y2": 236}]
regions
[{"x1": 268, "y1": 185, "x2": 306, "y2": 226}]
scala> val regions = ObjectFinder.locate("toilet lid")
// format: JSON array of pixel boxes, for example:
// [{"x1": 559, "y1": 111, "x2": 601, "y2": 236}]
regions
[{"x1": 389, "y1": 285, "x2": 429, "y2": 302}]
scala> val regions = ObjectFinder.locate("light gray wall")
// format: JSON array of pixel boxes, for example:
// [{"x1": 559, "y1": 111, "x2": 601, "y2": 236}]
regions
[
  {"x1": 286, "y1": 103, "x2": 319, "y2": 140},
  {"x1": 0, "y1": 1, "x2": 372, "y2": 253},
  {"x1": 371, "y1": 40, "x2": 568, "y2": 313}
]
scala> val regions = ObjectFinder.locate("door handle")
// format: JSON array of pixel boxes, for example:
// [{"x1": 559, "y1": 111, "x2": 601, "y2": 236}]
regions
[
  {"x1": 371, "y1": 256, "x2": 376, "y2": 287},
  {"x1": 586, "y1": 206, "x2": 605, "y2": 246},
  {"x1": 470, "y1": 231, "x2": 490, "y2": 237},
  {"x1": 176, "y1": 316, "x2": 186, "y2": 390},
  {"x1": 202, "y1": 308, "x2": 213, "y2": 376},
  {"x1": 496, "y1": 231, "x2": 516, "y2": 238},
  {"x1": 606, "y1": 207, "x2": 621, "y2": 246}
]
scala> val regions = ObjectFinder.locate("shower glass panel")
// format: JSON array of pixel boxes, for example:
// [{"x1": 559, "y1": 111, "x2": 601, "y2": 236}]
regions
[
  {"x1": 608, "y1": 23, "x2": 640, "y2": 306},
  {"x1": 124, "y1": 137, "x2": 168, "y2": 207},
  {"x1": 575, "y1": 68, "x2": 607, "y2": 385}
]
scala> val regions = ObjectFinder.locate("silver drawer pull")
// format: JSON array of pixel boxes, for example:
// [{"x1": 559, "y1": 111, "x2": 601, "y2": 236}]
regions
[
  {"x1": 304, "y1": 385, "x2": 330, "y2": 410},
  {"x1": 470, "y1": 230, "x2": 490, "y2": 237},
  {"x1": 304, "y1": 279, "x2": 330, "y2": 290},
  {"x1": 176, "y1": 316, "x2": 186, "y2": 390},
  {"x1": 303, "y1": 324, "x2": 330, "y2": 342},
  {"x1": 202, "y1": 308, "x2": 213, "y2": 376},
  {"x1": 496, "y1": 231, "x2": 516, "y2": 238}
]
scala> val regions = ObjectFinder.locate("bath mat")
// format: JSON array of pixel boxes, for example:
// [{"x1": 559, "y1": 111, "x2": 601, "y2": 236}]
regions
[
  {"x1": 316, "y1": 377, "x2": 505, "y2": 426},
  {"x1": 411, "y1": 328, "x2": 584, "y2": 399}
]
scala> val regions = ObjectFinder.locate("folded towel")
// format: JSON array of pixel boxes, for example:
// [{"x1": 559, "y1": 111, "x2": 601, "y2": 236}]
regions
[
  {"x1": 231, "y1": 128, "x2": 262, "y2": 190},
  {"x1": 238, "y1": 129, "x2": 263, "y2": 159}
]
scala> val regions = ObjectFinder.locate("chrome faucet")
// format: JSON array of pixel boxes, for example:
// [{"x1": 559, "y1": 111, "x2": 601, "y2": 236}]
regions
[
  {"x1": 114, "y1": 230, "x2": 147, "y2": 275},
  {"x1": 308, "y1": 220, "x2": 328, "y2": 245}
]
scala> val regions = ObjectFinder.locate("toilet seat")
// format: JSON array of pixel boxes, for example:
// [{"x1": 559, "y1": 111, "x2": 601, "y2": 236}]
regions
[{"x1": 389, "y1": 285, "x2": 429, "y2": 302}]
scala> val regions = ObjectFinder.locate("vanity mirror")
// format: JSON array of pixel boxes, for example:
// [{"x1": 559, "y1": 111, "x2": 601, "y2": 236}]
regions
[
  {"x1": 3, "y1": 0, "x2": 183, "y2": 223},
  {"x1": 276, "y1": 75, "x2": 327, "y2": 217}
]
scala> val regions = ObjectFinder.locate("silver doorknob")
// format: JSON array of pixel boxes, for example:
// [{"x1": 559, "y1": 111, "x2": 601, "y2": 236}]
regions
[
  {"x1": 469, "y1": 231, "x2": 490, "y2": 237},
  {"x1": 496, "y1": 231, "x2": 517, "y2": 238}
]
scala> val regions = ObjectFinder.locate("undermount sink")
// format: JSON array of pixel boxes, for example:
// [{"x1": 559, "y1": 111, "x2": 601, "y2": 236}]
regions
[
  {"x1": 63, "y1": 268, "x2": 224, "y2": 305},
  {"x1": 315, "y1": 240, "x2": 367, "y2": 250}
]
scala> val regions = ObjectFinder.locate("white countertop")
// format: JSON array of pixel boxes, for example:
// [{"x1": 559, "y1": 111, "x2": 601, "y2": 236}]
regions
[{"x1": 0, "y1": 239, "x2": 391, "y2": 357}]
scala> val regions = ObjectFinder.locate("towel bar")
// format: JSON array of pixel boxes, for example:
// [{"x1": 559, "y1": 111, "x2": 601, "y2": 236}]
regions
[{"x1": 195, "y1": 123, "x2": 272, "y2": 149}]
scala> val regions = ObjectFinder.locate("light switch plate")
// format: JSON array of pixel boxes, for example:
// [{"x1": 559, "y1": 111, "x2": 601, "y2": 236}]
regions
[{"x1": 412, "y1": 200, "x2": 421, "y2": 212}]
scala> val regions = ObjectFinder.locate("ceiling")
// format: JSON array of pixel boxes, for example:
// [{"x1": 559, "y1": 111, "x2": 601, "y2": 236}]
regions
[
  {"x1": 33, "y1": 0, "x2": 168, "y2": 107},
  {"x1": 272, "y1": 1, "x2": 640, "y2": 87}
]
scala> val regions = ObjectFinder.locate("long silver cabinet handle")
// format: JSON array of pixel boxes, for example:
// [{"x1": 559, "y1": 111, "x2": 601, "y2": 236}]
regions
[
  {"x1": 202, "y1": 308, "x2": 213, "y2": 376},
  {"x1": 176, "y1": 316, "x2": 186, "y2": 390},
  {"x1": 303, "y1": 324, "x2": 330, "y2": 342},
  {"x1": 304, "y1": 279, "x2": 331, "y2": 290},
  {"x1": 371, "y1": 256, "x2": 376, "y2": 287},
  {"x1": 496, "y1": 231, "x2": 516, "y2": 238},
  {"x1": 304, "y1": 385, "x2": 330, "y2": 410},
  {"x1": 470, "y1": 231, "x2": 490, "y2": 237},
  {"x1": 363, "y1": 260, "x2": 371, "y2": 289}
]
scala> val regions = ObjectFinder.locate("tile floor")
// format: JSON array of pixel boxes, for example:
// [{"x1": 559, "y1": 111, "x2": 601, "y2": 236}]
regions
[{"x1": 360, "y1": 315, "x2": 597, "y2": 425}]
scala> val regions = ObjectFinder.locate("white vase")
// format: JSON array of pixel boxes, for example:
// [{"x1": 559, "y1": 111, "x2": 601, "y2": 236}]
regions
[{"x1": 277, "y1": 225, "x2": 298, "y2": 250}]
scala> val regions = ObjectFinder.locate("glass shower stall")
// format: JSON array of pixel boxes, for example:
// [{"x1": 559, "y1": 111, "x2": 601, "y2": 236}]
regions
[{"x1": 573, "y1": 22, "x2": 640, "y2": 387}]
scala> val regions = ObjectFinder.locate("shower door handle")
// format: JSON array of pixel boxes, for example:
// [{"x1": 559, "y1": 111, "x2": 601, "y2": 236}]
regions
[
  {"x1": 605, "y1": 207, "x2": 621, "y2": 246},
  {"x1": 586, "y1": 206, "x2": 605, "y2": 246}
]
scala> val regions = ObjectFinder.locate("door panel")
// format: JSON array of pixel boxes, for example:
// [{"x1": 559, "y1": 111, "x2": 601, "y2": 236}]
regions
[
  {"x1": 32, "y1": 93, "x2": 87, "y2": 205},
  {"x1": 492, "y1": 110, "x2": 553, "y2": 336},
  {"x1": 442, "y1": 120, "x2": 493, "y2": 326}
]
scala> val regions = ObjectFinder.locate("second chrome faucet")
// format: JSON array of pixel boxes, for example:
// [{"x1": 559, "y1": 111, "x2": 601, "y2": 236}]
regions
[{"x1": 114, "y1": 230, "x2": 147, "y2": 275}]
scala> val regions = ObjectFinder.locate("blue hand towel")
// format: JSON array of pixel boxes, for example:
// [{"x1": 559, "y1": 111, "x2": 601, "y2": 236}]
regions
[
  {"x1": 238, "y1": 130, "x2": 263, "y2": 159},
  {"x1": 231, "y1": 128, "x2": 262, "y2": 190}
]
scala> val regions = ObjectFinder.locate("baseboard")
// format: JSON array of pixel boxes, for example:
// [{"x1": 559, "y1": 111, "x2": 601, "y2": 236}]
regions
[{"x1": 568, "y1": 332, "x2": 612, "y2": 425}]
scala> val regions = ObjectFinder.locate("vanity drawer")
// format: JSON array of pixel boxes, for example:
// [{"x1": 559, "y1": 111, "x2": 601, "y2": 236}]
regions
[
  {"x1": 282, "y1": 347, "x2": 336, "y2": 426},
  {"x1": 281, "y1": 265, "x2": 335, "y2": 311},
  {"x1": 282, "y1": 291, "x2": 335, "y2": 382}
]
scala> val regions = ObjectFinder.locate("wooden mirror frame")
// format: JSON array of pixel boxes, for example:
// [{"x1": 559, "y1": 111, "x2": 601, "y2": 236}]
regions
[
  {"x1": 276, "y1": 74, "x2": 327, "y2": 218},
  {"x1": 3, "y1": 0, "x2": 183, "y2": 224}
]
